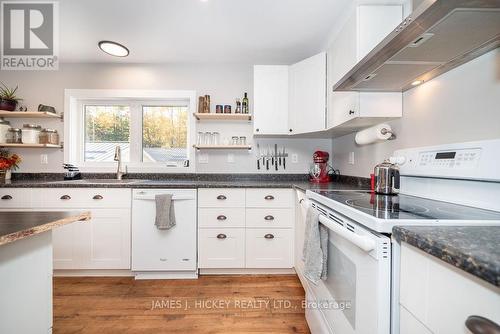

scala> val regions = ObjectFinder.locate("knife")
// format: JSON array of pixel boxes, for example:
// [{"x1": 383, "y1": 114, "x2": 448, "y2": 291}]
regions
[
  {"x1": 274, "y1": 144, "x2": 278, "y2": 171},
  {"x1": 257, "y1": 143, "x2": 260, "y2": 170},
  {"x1": 283, "y1": 147, "x2": 286, "y2": 170}
]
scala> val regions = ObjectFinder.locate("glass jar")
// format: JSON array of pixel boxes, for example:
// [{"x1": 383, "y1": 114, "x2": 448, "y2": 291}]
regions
[
  {"x1": 6, "y1": 128, "x2": 22, "y2": 144},
  {"x1": 231, "y1": 136, "x2": 239, "y2": 145},
  {"x1": 0, "y1": 118, "x2": 11, "y2": 144},
  {"x1": 197, "y1": 132, "x2": 205, "y2": 146},
  {"x1": 39, "y1": 128, "x2": 59, "y2": 145},
  {"x1": 239, "y1": 136, "x2": 246, "y2": 145},
  {"x1": 212, "y1": 132, "x2": 220, "y2": 145},
  {"x1": 204, "y1": 132, "x2": 213, "y2": 145},
  {"x1": 21, "y1": 124, "x2": 41, "y2": 144}
]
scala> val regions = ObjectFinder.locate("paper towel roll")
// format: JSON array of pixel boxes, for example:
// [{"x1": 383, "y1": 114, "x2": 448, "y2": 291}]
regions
[{"x1": 355, "y1": 123, "x2": 393, "y2": 145}]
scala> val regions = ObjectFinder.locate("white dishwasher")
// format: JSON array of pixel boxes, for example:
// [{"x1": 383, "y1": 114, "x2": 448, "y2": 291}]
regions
[{"x1": 132, "y1": 189, "x2": 197, "y2": 279}]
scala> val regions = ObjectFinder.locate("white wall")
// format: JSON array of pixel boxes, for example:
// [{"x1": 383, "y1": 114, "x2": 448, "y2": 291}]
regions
[
  {"x1": 1, "y1": 63, "x2": 330, "y2": 173},
  {"x1": 332, "y1": 50, "x2": 500, "y2": 177}
]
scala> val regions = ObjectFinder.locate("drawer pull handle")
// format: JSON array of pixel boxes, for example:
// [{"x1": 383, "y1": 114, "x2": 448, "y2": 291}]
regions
[
  {"x1": 93, "y1": 195, "x2": 103, "y2": 200},
  {"x1": 264, "y1": 215, "x2": 275, "y2": 221},
  {"x1": 217, "y1": 195, "x2": 227, "y2": 200},
  {"x1": 466, "y1": 315, "x2": 500, "y2": 334},
  {"x1": 60, "y1": 195, "x2": 71, "y2": 200},
  {"x1": 1, "y1": 195, "x2": 12, "y2": 200},
  {"x1": 264, "y1": 234, "x2": 275, "y2": 239},
  {"x1": 264, "y1": 195, "x2": 275, "y2": 200},
  {"x1": 159, "y1": 258, "x2": 167, "y2": 262},
  {"x1": 217, "y1": 215, "x2": 227, "y2": 221},
  {"x1": 217, "y1": 234, "x2": 227, "y2": 239}
]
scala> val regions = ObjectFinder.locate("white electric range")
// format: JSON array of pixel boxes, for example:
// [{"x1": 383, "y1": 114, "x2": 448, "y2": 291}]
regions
[{"x1": 303, "y1": 139, "x2": 500, "y2": 334}]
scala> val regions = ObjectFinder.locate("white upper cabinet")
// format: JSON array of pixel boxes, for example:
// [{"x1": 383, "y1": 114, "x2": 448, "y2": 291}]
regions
[
  {"x1": 329, "y1": 4, "x2": 404, "y2": 85},
  {"x1": 327, "y1": 4, "x2": 404, "y2": 132},
  {"x1": 253, "y1": 65, "x2": 290, "y2": 135},
  {"x1": 288, "y1": 52, "x2": 327, "y2": 134}
]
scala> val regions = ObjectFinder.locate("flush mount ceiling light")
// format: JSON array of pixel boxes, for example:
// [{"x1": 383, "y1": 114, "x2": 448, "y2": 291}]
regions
[
  {"x1": 411, "y1": 80, "x2": 423, "y2": 86},
  {"x1": 98, "y1": 41, "x2": 129, "y2": 57}
]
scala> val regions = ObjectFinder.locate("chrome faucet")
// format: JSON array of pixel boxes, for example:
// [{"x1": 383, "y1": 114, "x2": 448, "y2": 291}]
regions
[{"x1": 113, "y1": 146, "x2": 126, "y2": 180}]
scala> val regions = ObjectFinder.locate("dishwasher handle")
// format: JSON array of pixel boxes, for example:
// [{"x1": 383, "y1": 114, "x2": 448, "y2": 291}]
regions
[
  {"x1": 133, "y1": 194, "x2": 196, "y2": 201},
  {"x1": 318, "y1": 214, "x2": 376, "y2": 252}
]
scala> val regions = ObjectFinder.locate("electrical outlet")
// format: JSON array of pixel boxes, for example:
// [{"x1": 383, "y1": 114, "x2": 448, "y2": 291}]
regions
[
  {"x1": 227, "y1": 154, "x2": 235, "y2": 163},
  {"x1": 198, "y1": 153, "x2": 209, "y2": 164},
  {"x1": 291, "y1": 154, "x2": 298, "y2": 163},
  {"x1": 40, "y1": 154, "x2": 48, "y2": 165},
  {"x1": 348, "y1": 152, "x2": 355, "y2": 165}
]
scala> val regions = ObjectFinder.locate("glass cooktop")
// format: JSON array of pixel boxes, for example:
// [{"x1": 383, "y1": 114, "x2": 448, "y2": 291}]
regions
[{"x1": 312, "y1": 190, "x2": 500, "y2": 220}]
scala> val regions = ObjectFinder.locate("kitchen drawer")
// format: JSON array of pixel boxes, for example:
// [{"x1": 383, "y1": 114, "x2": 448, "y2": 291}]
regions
[
  {"x1": 37, "y1": 188, "x2": 131, "y2": 208},
  {"x1": 246, "y1": 208, "x2": 294, "y2": 228},
  {"x1": 198, "y1": 228, "x2": 245, "y2": 268},
  {"x1": 245, "y1": 229, "x2": 293, "y2": 268},
  {"x1": 0, "y1": 188, "x2": 32, "y2": 208},
  {"x1": 245, "y1": 189, "x2": 294, "y2": 208},
  {"x1": 198, "y1": 208, "x2": 245, "y2": 228},
  {"x1": 198, "y1": 189, "x2": 245, "y2": 208}
]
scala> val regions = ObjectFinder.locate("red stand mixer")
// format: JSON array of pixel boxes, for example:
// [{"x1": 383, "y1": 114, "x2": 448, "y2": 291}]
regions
[{"x1": 309, "y1": 151, "x2": 332, "y2": 183}]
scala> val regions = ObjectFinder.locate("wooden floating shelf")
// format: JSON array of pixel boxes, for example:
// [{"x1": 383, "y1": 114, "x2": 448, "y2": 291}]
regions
[
  {"x1": 193, "y1": 145, "x2": 252, "y2": 150},
  {"x1": 0, "y1": 143, "x2": 62, "y2": 148},
  {"x1": 0, "y1": 111, "x2": 62, "y2": 119},
  {"x1": 193, "y1": 113, "x2": 252, "y2": 121}
]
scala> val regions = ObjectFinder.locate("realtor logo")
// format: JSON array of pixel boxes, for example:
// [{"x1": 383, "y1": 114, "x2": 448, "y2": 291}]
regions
[{"x1": 1, "y1": 1, "x2": 59, "y2": 70}]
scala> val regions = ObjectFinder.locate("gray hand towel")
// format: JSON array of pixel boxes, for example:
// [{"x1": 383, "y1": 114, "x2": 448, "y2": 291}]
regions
[
  {"x1": 302, "y1": 203, "x2": 328, "y2": 284},
  {"x1": 155, "y1": 194, "x2": 176, "y2": 230}
]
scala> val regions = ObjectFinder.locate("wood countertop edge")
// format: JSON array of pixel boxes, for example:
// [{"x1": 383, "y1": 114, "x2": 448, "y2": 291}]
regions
[{"x1": 0, "y1": 211, "x2": 91, "y2": 247}]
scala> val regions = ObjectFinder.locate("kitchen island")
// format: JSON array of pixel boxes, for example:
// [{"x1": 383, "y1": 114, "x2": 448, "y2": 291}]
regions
[{"x1": 0, "y1": 211, "x2": 91, "y2": 334}]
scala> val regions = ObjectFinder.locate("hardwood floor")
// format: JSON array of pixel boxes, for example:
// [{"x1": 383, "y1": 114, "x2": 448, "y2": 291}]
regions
[{"x1": 53, "y1": 275, "x2": 310, "y2": 334}]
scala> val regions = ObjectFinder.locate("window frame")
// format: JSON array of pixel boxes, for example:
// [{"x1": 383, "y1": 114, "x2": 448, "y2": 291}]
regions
[{"x1": 65, "y1": 89, "x2": 197, "y2": 173}]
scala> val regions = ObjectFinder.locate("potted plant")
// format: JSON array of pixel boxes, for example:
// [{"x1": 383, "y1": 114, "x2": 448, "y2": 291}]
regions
[
  {"x1": 0, "y1": 150, "x2": 21, "y2": 182},
  {"x1": 0, "y1": 82, "x2": 22, "y2": 111}
]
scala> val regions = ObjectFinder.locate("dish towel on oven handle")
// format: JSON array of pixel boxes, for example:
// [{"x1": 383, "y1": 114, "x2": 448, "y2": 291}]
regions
[{"x1": 303, "y1": 203, "x2": 328, "y2": 284}]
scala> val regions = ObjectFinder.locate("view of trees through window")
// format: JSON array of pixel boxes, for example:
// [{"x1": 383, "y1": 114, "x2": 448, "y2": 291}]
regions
[
  {"x1": 84, "y1": 104, "x2": 188, "y2": 163},
  {"x1": 84, "y1": 105, "x2": 131, "y2": 162},
  {"x1": 142, "y1": 106, "x2": 188, "y2": 162}
]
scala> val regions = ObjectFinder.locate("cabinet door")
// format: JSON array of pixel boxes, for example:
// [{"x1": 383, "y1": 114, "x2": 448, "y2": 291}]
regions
[
  {"x1": 329, "y1": 92, "x2": 360, "y2": 128},
  {"x1": 53, "y1": 209, "x2": 131, "y2": 270},
  {"x1": 328, "y1": 10, "x2": 357, "y2": 85},
  {"x1": 198, "y1": 228, "x2": 245, "y2": 268},
  {"x1": 357, "y1": 5, "x2": 403, "y2": 60},
  {"x1": 87, "y1": 209, "x2": 131, "y2": 269},
  {"x1": 289, "y1": 52, "x2": 327, "y2": 134},
  {"x1": 245, "y1": 229, "x2": 293, "y2": 268},
  {"x1": 52, "y1": 220, "x2": 90, "y2": 270},
  {"x1": 253, "y1": 65, "x2": 289, "y2": 135}
]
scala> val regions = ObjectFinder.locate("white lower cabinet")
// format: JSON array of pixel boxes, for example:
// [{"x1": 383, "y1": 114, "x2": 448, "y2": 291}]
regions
[
  {"x1": 245, "y1": 229, "x2": 293, "y2": 268},
  {"x1": 399, "y1": 243, "x2": 500, "y2": 334},
  {"x1": 198, "y1": 228, "x2": 245, "y2": 268},
  {"x1": 198, "y1": 188, "x2": 294, "y2": 270}
]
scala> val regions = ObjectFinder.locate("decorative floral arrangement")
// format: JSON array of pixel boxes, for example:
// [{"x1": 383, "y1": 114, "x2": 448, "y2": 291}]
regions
[{"x1": 0, "y1": 150, "x2": 21, "y2": 171}]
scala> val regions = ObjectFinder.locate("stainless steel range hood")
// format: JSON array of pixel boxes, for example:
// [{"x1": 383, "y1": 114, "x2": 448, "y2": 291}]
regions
[{"x1": 333, "y1": 0, "x2": 500, "y2": 92}]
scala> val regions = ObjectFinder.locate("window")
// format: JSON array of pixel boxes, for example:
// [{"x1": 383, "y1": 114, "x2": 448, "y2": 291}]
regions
[
  {"x1": 84, "y1": 105, "x2": 131, "y2": 162},
  {"x1": 65, "y1": 90, "x2": 196, "y2": 172},
  {"x1": 142, "y1": 106, "x2": 188, "y2": 163}
]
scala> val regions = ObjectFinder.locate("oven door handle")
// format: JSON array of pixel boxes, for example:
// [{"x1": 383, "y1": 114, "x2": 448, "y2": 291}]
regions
[{"x1": 319, "y1": 215, "x2": 376, "y2": 252}]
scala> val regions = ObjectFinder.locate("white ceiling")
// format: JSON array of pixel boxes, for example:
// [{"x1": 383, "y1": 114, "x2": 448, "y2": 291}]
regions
[{"x1": 59, "y1": 0, "x2": 351, "y2": 64}]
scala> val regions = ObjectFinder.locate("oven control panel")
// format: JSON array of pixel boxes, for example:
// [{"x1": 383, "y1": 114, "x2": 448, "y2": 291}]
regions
[
  {"x1": 418, "y1": 148, "x2": 481, "y2": 169},
  {"x1": 393, "y1": 139, "x2": 500, "y2": 181}
]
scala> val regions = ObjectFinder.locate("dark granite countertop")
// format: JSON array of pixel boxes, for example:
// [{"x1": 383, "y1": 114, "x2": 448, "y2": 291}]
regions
[
  {"x1": 0, "y1": 173, "x2": 370, "y2": 191},
  {"x1": 0, "y1": 211, "x2": 91, "y2": 246},
  {"x1": 393, "y1": 226, "x2": 500, "y2": 287}
]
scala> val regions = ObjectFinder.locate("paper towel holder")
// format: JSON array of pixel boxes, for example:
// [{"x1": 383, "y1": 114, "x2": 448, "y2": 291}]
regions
[{"x1": 380, "y1": 127, "x2": 397, "y2": 140}]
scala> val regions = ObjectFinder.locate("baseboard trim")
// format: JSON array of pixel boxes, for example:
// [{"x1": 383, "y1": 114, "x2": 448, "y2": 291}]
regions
[
  {"x1": 133, "y1": 271, "x2": 198, "y2": 280},
  {"x1": 199, "y1": 268, "x2": 296, "y2": 275},
  {"x1": 54, "y1": 269, "x2": 134, "y2": 277}
]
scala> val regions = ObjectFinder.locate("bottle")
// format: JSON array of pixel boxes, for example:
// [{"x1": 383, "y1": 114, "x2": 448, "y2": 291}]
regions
[
  {"x1": 242, "y1": 92, "x2": 249, "y2": 114},
  {"x1": 235, "y1": 98, "x2": 242, "y2": 113}
]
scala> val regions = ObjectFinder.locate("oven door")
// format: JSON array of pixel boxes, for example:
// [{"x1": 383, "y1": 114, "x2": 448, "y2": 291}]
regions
[{"x1": 306, "y1": 208, "x2": 391, "y2": 334}]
